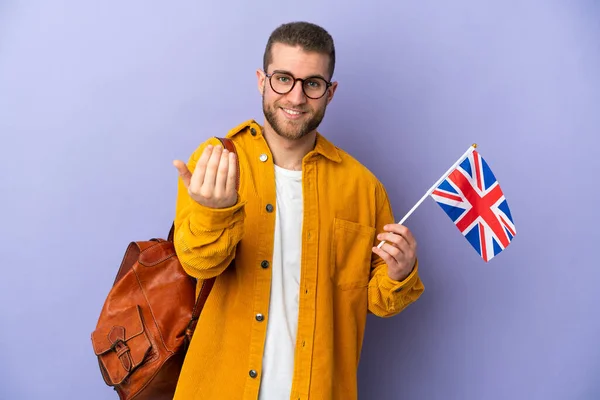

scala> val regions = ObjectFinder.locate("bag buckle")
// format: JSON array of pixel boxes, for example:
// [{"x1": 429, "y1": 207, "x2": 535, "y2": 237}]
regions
[{"x1": 108, "y1": 326, "x2": 133, "y2": 372}]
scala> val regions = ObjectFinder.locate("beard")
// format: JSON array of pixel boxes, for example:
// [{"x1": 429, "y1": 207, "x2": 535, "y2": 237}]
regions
[{"x1": 262, "y1": 95, "x2": 326, "y2": 140}]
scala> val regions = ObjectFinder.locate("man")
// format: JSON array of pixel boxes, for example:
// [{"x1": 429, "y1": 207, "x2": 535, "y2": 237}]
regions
[{"x1": 171, "y1": 21, "x2": 424, "y2": 400}]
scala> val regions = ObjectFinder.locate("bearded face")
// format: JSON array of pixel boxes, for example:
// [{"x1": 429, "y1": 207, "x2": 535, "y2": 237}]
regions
[
  {"x1": 262, "y1": 90, "x2": 327, "y2": 141},
  {"x1": 258, "y1": 43, "x2": 337, "y2": 141}
]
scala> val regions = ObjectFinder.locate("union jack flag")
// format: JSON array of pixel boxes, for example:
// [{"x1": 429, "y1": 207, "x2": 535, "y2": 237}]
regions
[{"x1": 431, "y1": 150, "x2": 516, "y2": 262}]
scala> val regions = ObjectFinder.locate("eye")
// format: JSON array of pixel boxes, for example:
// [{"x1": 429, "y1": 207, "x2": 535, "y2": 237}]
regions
[{"x1": 306, "y1": 79, "x2": 321, "y2": 88}]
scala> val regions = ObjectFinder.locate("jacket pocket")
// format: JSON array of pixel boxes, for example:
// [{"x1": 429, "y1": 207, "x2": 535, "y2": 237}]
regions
[{"x1": 331, "y1": 218, "x2": 376, "y2": 290}]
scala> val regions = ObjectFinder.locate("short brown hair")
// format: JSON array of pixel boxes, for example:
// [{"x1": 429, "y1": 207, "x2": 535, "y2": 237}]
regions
[{"x1": 263, "y1": 21, "x2": 336, "y2": 80}]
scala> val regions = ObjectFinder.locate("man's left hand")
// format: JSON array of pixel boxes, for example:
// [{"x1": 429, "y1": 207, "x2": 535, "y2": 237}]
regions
[{"x1": 372, "y1": 224, "x2": 417, "y2": 282}]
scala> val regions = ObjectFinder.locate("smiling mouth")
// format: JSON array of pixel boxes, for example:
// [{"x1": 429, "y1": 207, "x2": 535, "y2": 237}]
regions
[{"x1": 281, "y1": 107, "x2": 305, "y2": 116}]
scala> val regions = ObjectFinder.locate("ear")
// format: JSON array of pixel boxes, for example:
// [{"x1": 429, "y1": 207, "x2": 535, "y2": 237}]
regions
[
  {"x1": 256, "y1": 69, "x2": 266, "y2": 95},
  {"x1": 325, "y1": 81, "x2": 338, "y2": 105}
]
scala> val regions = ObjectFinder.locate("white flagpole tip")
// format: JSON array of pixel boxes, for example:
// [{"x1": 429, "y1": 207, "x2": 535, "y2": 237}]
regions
[{"x1": 472, "y1": 143, "x2": 478, "y2": 148}]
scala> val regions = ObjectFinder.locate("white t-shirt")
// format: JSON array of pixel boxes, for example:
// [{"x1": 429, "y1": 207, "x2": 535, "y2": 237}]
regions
[{"x1": 258, "y1": 165, "x2": 303, "y2": 400}]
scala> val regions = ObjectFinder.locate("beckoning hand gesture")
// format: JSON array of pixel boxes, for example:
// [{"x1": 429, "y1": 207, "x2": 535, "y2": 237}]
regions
[{"x1": 173, "y1": 145, "x2": 238, "y2": 209}]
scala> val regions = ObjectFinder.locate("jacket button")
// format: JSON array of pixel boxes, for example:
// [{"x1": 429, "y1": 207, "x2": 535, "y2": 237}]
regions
[
  {"x1": 259, "y1": 153, "x2": 268, "y2": 162},
  {"x1": 255, "y1": 313, "x2": 264, "y2": 322},
  {"x1": 261, "y1": 260, "x2": 269, "y2": 269},
  {"x1": 266, "y1": 204, "x2": 274, "y2": 213},
  {"x1": 250, "y1": 127, "x2": 257, "y2": 136},
  {"x1": 249, "y1": 369, "x2": 258, "y2": 378}
]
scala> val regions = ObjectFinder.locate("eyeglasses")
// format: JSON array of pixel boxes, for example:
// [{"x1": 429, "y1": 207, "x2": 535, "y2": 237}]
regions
[{"x1": 265, "y1": 71, "x2": 332, "y2": 99}]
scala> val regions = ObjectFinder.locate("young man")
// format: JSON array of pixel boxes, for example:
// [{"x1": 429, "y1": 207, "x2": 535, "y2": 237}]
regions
[{"x1": 172, "y1": 21, "x2": 424, "y2": 400}]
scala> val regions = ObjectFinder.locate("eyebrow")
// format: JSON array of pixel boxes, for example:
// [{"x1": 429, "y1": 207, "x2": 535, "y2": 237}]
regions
[{"x1": 272, "y1": 69, "x2": 329, "y2": 82}]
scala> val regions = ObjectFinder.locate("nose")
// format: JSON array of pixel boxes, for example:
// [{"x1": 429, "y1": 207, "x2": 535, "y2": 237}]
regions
[{"x1": 286, "y1": 80, "x2": 307, "y2": 104}]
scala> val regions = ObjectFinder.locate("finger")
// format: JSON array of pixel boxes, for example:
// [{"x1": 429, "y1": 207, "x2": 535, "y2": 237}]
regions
[
  {"x1": 384, "y1": 224, "x2": 416, "y2": 248},
  {"x1": 377, "y1": 231, "x2": 410, "y2": 250},
  {"x1": 381, "y1": 239, "x2": 416, "y2": 265},
  {"x1": 190, "y1": 145, "x2": 214, "y2": 190},
  {"x1": 213, "y1": 149, "x2": 230, "y2": 197},
  {"x1": 173, "y1": 160, "x2": 192, "y2": 188},
  {"x1": 202, "y1": 145, "x2": 223, "y2": 190},
  {"x1": 372, "y1": 245, "x2": 396, "y2": 265},
  {"x1": 225, "y1": 151, "x2": 237, "y2": 195},
  {"x1": 379, "y1": 242, "x2": 403, "y2": 261}
]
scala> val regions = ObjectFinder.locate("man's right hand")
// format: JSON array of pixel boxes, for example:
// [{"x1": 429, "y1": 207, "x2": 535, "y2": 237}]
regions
[{"x1": 173, "y1": 144, "x2": 238, "y2": 209}]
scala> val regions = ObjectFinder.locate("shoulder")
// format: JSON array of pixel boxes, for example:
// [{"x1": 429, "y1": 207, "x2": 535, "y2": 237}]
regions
[
  {"x1": 335, "y1": 146, "x2": 383, "y2": 186},
  {"x1": 186, "y1": 136, "x2": 226, "y2": 167},
  {"x1": 225, "y1": 119, "x2": 260, "y2": 139},
  {"x1": 326, "y1": 142, "x2": 392, "y2": 203},
  {"x1": 315, "y1": 133, "x2": 379, "y2": 183},
  {"x1": 187, "y1": 119, "x2": 258, "y2": 165}
]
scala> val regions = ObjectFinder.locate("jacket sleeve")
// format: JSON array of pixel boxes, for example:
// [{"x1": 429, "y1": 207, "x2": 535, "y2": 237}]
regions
[
  {"x1": 173, "y1": 137, "x2": 246, "y2": 280},
  {"x1": 367, "y1": 181, "x2": 425, "y2": 317}
]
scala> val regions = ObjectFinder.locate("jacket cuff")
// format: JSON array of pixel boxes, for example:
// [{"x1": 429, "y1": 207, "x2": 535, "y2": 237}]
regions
[
  {"x1": 383, "y1": 259, "x2": 420, "y2": 295},
  {"x1": 188, "y1": 198, "x2": 246, "y2": 231}
]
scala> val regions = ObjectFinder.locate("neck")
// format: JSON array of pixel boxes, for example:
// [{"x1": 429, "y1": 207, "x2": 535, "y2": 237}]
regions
[{"x1": 262, "y1": 123, "x2": 316, "y2": 171}]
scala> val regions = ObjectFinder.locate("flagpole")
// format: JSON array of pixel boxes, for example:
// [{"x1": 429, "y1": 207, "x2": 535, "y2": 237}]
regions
[{"x1": 377, "y1": 143, "x2": 478, "y2": 249}]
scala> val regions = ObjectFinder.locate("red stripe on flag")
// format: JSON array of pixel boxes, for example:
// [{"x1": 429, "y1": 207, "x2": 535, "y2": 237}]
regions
[
  {"x1": 432, "y1": 189, "x2": 463, "y2": 203},
  {"x1": 479, "y1": 222, "x2": 488, "y2": 261},
  {"x1": 499, "y1": 214, "x2": 516, "y2": 237},
  {"x1": 449, "y1": 170, "x2": 510, "y2": 248},
  {"x1": 474, "y1": 152, "x2": 483, "y2": 191}
]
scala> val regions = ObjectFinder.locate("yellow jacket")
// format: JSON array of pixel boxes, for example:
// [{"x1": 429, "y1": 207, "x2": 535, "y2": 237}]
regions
[{"x1": 173, "y1": 120, "x2": 424, "y2": 400}]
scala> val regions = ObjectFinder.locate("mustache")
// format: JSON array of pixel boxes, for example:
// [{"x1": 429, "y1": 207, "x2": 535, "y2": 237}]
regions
[{"x1": 274, "y1": 102, "x2": 311, "y2": 113}]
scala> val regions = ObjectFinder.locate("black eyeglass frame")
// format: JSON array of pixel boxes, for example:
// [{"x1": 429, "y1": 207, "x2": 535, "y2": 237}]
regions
[{"x1": 265, "y1": 71, "x2": 333, "y2": 99}]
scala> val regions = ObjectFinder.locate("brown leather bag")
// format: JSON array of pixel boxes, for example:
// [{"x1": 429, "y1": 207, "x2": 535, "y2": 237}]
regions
[{"x1": 91, "y1": 137, "x2": 238, "y2": 400}]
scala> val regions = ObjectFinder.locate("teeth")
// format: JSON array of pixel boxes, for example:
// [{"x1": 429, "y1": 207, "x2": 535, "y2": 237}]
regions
[{"x1": 283, "y1": 108, "x2": 301, "y2": 115}]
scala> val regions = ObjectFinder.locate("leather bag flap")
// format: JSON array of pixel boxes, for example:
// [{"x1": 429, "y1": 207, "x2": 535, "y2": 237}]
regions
[{"x1": 91, "y1": 305, "x2": 152, "y2": 385}]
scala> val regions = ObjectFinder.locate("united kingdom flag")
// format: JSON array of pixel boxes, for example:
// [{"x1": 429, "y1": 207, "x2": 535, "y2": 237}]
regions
[{"x1": 431, "y1": 150, "x2": 516, "y2": 262}]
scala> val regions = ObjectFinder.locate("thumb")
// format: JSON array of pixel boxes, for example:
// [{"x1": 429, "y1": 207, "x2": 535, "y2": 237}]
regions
[{"x1": 173, "y1": 160, "x2": 192, "y2": 188}]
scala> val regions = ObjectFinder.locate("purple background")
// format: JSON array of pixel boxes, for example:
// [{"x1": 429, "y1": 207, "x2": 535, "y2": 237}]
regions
[{"x1": 1, "y1": 1, "x2": 599, "y2": 399}]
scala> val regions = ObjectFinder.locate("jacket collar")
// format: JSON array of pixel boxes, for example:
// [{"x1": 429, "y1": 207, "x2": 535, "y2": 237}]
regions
[
  {"x1": 313, "y1": 132, "x2": 342, "y2": 163},
  {"x1": 230, "y1": 119, "x2": 341, "y2": 163}
]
